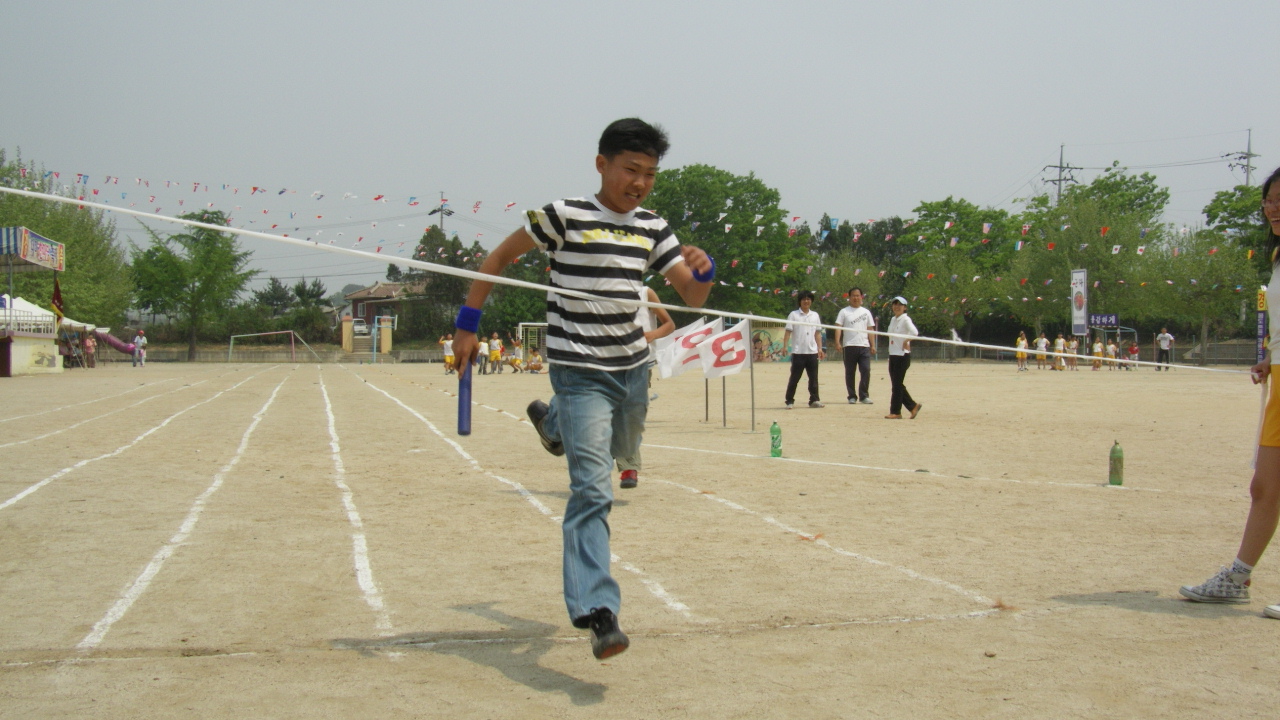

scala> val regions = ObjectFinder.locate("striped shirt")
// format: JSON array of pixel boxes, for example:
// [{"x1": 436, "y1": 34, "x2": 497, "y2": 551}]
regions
[{"x1": 525, "y1": 197, "x2": 683, "y2": 370}]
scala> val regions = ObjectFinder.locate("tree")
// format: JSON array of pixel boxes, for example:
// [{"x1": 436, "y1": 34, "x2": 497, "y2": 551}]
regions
[
  {"x1": 292, "y1": 277, "x2": 327, "y2": 307},
  {"x1": 396, "y1": 225, "x2": 487, "y2": 340},
  {"x1": 1139, "y1": 230, "x2": 1255, "y2": 363},
  {"x1": 132, "y1": 210, "x2": 257, "y2": 360},
  {"x1": 385, "y1": 263, "x2": 404, "y2": 282},
  {"x1": 645, "y1": 164, "x2": 805, "y2": 321},
  {"x1": 0, "y1": 150, "x2": 133, "y2": 325},
  {"x1": 1203, "y1": 185, "x2": 1267, "y2": 278},
  {"x1": 1061, "y1": 163, "x2": 1170, "y2": 225},
  {"x1": 253, "y1": 277, "x2": 294, "y2": 315}
]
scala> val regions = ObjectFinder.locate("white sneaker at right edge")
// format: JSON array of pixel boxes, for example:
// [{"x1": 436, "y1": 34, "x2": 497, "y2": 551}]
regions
[
  {"x1": 1179, "y1": 566, "x2": 1251, "y2": 604},
  {"x1": 1264, "y1": 604, "x2": 1280, "y2": 619}
]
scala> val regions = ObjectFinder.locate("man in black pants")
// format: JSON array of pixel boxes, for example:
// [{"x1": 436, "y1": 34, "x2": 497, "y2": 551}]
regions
[
  {"x1": 834, "y1": 287, "x2": 876, "y2": 404},
  {"x1": 783, "y1": 290, "x2": 826, "y2": 409}
]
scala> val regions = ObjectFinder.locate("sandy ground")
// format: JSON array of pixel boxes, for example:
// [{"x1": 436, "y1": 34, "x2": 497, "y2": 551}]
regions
[{"x1": 0, "y1": 357, "x2": 1276, "y2": 719}]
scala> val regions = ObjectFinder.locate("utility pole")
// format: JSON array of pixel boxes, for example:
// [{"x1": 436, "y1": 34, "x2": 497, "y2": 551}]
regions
[
  {"x1": 427, "y1": 191, "x2": 455, "y2": 235},
  {"x1": 1044, "y1": 144, "x2": 1083, "y2": 204},
  {"x1": 1227, "y1": 128, "x2": 1259, "y2": 186}
]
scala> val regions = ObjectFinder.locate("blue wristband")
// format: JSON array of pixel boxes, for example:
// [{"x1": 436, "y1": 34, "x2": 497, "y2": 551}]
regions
[
  {"x1": 455, "y1": 306, "x2": 482, "y2": 333},
  {"x1": 692, "y1": 256, "x2": 716, "y2": 283}
]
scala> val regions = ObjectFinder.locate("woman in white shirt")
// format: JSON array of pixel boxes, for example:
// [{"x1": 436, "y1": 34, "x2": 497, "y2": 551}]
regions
[
  {"x1": 884, "y1": 296, "x2": 921, "y2": 419},
  {"x1": 1181, "y1": 166, "x2": 1280, "y2": 620}
]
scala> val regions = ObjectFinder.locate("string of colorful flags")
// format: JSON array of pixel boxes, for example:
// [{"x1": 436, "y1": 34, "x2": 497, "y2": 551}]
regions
[{"x1": 6, "y1": 164, "x2": 1239, "y2": 272}]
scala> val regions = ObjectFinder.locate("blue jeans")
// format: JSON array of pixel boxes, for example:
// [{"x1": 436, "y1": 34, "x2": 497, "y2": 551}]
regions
[{"x1": 544, "y1": 363, "x2": 648, "y2": 625}]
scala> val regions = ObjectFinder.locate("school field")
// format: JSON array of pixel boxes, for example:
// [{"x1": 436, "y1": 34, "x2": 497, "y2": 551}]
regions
[{"x1": 0, "y1": 359, "x2": 1275, "y2": 719}]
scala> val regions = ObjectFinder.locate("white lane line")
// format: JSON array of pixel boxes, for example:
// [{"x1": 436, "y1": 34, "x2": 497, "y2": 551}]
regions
[
  {"x1": 655, "y1": 478, "x2": 996, "y2": 608},
  {"x1": 77, "y1": 375, "x2": 289, "y2": 652},
  {"x1": 0, "y1": 369, "x2": 275, "y2": 513},
  {"x1": 318, "y1": 370, "x2": 392, "y2": 634},
  {"x1": 643, "y1": 443, "x2": 1150, "y2": 492},
  {"x1": 0, "y1": 379, "x2": 213, "y2": 450},
  {"x1": 354, "y1": 373, "x2": 697, "y2": 622},
  {"x1": 0, "y1": 375, "x2": 189, "y2": 424}
]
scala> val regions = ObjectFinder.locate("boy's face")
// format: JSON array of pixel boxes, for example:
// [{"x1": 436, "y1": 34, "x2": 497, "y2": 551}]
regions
[
  {"x1": 596, "y1": 151, "x2": 659, "y2": 214},
  {"x1": 799, "y1": 297, "x2": 812, "y2": 312}
]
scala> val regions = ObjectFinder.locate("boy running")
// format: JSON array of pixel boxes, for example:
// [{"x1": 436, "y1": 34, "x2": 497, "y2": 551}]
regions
[{"x1": 449, "y1": 119, "x2": 715, "y2": 660}]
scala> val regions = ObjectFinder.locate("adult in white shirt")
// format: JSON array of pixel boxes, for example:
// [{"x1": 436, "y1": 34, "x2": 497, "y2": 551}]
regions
[
  {"x1": 782, "y1": 290, "x2": 826, "y2": 408},
  {"x1": 1155, "y1": 328, "x2": 1175, "y2": 371},
  {"x1": 885, "y1": 296, "x2": 921, "y2": 419},
  {"x1": 476, "y1": 338, "x2": 490, "y2": 375},
  {"x1": 1179, "y1": 166, "x2": 1280, "y2": 619},
  {"x1": 834, "y1": 287, "x2": 876, "y2": 404}
]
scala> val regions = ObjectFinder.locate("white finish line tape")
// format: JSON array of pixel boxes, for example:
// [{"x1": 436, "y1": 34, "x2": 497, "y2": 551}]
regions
[{"x1": 0, "y1": 186, "x2": 1242, "y2": 377}]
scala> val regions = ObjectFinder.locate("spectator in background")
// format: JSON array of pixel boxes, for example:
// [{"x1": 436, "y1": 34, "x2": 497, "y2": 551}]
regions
[
  {"x1": 131, "y1": 330, "x2": 147, "y2": 368},
  {"x1": 1156, "y1": 327, "x2": 1175, "y2": 370}
]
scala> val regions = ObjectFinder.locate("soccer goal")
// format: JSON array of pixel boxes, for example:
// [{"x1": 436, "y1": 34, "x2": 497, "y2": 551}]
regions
[
  {"x1": 227, "y1": 330, "x2": 323, "y2": 362},
  {"x1": 518, "y1": 322, "x2": 548, "y2": 355}
]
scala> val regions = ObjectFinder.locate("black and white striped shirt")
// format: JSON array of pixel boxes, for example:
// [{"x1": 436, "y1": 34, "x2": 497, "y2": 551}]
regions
[{"x1": 525, "y1": 197, "x2": 683, "y2": 370}]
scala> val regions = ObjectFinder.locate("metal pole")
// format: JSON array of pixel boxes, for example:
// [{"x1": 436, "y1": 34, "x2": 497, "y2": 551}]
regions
[
  {"x1": 704, "y1": 378, "x2": 709, "y2": 422},
  {"x1": 291, "y1": 331, "x2": 296, "y2": 362},
  {"x1": 749, "y1": 356, "x2": 756, "y2": 432},
  {"x1": 722, "y1": 376, "x2": 727, "y2": 428}
]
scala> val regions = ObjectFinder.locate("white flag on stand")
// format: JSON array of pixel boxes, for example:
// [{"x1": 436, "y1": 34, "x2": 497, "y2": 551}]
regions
[
  {"x1": 657, "y1": 318, "x2": 722, "y2": 378},
  {"x1": 699, "y1": 321, "x2": 751, "y2": 378}
]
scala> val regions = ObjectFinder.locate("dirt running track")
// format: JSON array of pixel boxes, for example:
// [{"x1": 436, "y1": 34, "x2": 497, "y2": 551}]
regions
[{"x1": 0, "y1": 360, "x2": 1275, "y2": 718}]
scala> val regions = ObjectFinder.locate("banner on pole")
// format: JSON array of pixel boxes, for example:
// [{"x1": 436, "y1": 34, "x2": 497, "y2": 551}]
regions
[
  {"x1": 1070, "y1": 269, "x2": 1088, "y2": 336},
  {"x1": 699, "y1": 320, "x2": 751, "y2": 378}
]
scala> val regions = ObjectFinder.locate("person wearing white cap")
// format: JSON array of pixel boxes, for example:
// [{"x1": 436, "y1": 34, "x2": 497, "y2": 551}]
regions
[{"x1": 884, "y1": 297, "x2": 921, "y2": 419}]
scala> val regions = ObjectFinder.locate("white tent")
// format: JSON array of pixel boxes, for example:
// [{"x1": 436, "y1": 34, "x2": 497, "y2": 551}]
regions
[{"x1": 1, "y1": 294, "x2": 55, "y2": 318}]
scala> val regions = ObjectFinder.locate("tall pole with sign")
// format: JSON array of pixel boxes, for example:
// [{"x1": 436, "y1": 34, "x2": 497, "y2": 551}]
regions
[{"x1": 1071, "y1": 269, "x2": 1088, "y2": 337}]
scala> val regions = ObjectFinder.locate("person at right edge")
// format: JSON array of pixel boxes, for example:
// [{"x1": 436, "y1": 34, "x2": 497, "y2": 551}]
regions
[
  {"x1": 449, "y1": 119, "x2": 715, "y2": 659},
  {"x1": 1179, "y1": 166, "x2": 1280, "y2": 620},
  {"x1": 884, "y1": 296, "x2": 921, "y2": 420}
]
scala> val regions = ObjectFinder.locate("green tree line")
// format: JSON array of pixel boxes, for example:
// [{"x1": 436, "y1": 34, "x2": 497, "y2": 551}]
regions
[{"x1": 2, "y1": 149, "x2": 1268, "y2": 355}]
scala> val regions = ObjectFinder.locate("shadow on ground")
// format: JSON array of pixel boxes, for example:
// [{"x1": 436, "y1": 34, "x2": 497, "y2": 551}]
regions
[
  {"x1": 332, "y1": 602, "x2": 606, "y2": 706},
  {"x1": 1053, "y1": 590, "x2": 1263, "y2": 618}
]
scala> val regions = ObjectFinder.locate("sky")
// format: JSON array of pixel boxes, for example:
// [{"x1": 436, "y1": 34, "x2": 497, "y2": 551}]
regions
[{"x1": 3, "y1": 1, "x2": 1278, "y2": 296}]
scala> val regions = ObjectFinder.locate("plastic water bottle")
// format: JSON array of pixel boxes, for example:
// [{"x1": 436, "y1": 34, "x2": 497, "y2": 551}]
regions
[
  {"x1": 1108, "y1": 440, "x2": 1124, "y2": 486},
  {"x1": 770, "y1": 421, "x2": 782, "y2": 457}
]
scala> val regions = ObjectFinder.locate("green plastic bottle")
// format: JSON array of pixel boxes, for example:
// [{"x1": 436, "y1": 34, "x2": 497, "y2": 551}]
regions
[
  {"x1": 770, "y1": 421, "x2": 782, "y2": 457},
  {"x1": 1108, "y1": 440, "x2": 1124, "y2": 486}
]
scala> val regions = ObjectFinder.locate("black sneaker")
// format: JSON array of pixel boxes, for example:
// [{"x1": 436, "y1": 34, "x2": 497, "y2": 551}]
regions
[
  {"x1": 526, "y1": 400, "x2": 564, "y2": 456},
  {"x1": 586, "y1": 607, "x2": 629, "y2": 659}
]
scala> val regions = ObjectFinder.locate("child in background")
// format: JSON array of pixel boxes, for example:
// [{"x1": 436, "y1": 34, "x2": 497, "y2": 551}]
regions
[
  {"x1": 526, "y1": 348, "x2": 544, "y2": 374},
  {"x1": 1034, "y1": 332, "x2": 1049, "y2": 370},
  {"x1": 440, "y1": 333, "x2": 455, "y2": 375}
]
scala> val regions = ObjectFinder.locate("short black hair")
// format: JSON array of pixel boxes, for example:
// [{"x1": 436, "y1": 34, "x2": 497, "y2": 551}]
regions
[
  {"x1": 848, "y1": 286, "x2": 864, "y2": 297},
  {"x1": 599, "y1": 118, "x2": 670, "y2": 160},
  {"x1": 797, "y1": 290, "x2": 815, "y2": 304},
  {"x1": 1264, "y1": 166, "x2": 1280, "y2": 266}
]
